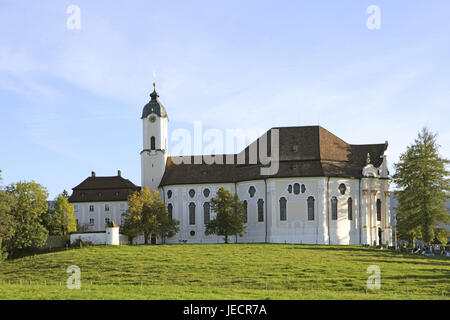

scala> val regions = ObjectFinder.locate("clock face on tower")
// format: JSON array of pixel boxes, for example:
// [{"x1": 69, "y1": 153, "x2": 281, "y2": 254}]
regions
[{"x1": 149, "y1": 115, "x2": 156, "y2": 123}]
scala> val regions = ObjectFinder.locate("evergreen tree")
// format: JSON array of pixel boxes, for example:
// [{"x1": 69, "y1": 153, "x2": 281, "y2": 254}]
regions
[
  {"x1": 393, "y1": 128, "x2": 449, "y2": 246},
  {"x1": 206, "y1": 187, "x2": 246, "y2": 243}
]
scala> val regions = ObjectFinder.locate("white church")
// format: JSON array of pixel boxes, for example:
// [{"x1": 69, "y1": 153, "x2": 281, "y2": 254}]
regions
[{"x1": 69, "y1": 86, "x2": 393, "y2": 246}]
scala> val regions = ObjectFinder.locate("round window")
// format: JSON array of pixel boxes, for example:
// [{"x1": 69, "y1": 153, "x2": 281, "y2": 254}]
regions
[
  {"x1": 189, "y1": 189, "x2": 195, "y2": 198},
  {"x1": 338, "y1": 184, "x2": 347, "y2": 195},
  {"x1": 190, "y1": 230, "x2": 195, "y2": 237},
  {"x1": 293, "y1": 183, "x2": 300, "y2": 195},
  {"x1": 167, "y1": 190, "x2": 172, "y2": 199},
  {"x1": 203, "y1": 188, "x2": 210, "y2": 198},
  {"x1": 248, "y1": 186, "x2": 256, "y2": 198}
]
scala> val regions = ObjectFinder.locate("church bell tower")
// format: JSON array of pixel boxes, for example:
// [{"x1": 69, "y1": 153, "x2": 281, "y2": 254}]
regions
[{"x1": 140, "y1": 83, "x2": 168, "y2": 190}]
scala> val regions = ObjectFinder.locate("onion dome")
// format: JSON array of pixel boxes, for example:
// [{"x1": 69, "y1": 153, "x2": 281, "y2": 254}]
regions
[{"x1": 141, "y1": 82, "x2": 168, "y2": 119}]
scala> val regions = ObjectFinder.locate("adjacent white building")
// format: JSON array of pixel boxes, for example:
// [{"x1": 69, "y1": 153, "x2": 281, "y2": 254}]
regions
[{"x1": 68, "y1": 170, "x2": 139, "y2": 232}]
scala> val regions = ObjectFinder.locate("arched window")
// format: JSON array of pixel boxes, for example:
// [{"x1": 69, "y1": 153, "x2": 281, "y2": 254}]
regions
[
  {"x1": 150, "y1": 136, "x2": 156, "y2": 150},
  {"x1": 168, "y1": 203, "x2": 173, "y2": 220},
  {"x1": 293, "y1": 183, "x2": 300, "y2": 195},
  {"x1": 257, "y1": 199, "x2": 264, "y2": 222},
  {"x1": 307, "y1": 196, "x2": 315, "y2": 220},
  {"x1": 279, "y1": 197, "x2": 287, "y2": 221},
  {"x1": 189, "y1": 202, "x2": 196, "y2": 225},
  {"x1": 243, "y1": 200, "x2": 248, "y2": 223},
  {"x1": 203, "y1": 202, "x2": 210, "y2": 224},
  {"x1": 331, "y1": 197, "x2": 338, "y2": 220},
  {"x1": 376, "y1": 199, "x2": 382, "y2": 221},
  {"x1": 288, "y1": 185, "x2": 292, "y2": 194},
  {"x1": 348, "y1": 198, "x2": 353, "y2": 220}
]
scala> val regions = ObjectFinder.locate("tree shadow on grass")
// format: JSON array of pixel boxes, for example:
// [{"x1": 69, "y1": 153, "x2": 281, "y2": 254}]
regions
[{"x1": 7, "y1": 247, "x2": 72, "y2": 260}]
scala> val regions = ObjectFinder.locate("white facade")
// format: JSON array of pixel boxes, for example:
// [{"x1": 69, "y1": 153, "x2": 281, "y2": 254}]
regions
[
  {"x1": 72, "y1": 201, "x2": 128, "y2": 231},
  {"x1": 158, "y1": 175, "x2": 392, "y2": 246}
]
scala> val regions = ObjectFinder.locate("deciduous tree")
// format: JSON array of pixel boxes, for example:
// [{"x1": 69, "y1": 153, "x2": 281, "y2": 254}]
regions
[
  {"x1": 5, "y1": 181, "x2": 49, "y2": 256},
  {"x1": 206, "y1": 187, "x2": 246, "y2": 243},
  {"x1": 124, "y1": 187, "x2": 179, "y2": 244}
]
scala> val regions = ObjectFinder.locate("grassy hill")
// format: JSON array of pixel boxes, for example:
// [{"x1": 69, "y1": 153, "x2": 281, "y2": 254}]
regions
[{"x1": 0, "y1": 244, "x2": 449, "y2": 300}]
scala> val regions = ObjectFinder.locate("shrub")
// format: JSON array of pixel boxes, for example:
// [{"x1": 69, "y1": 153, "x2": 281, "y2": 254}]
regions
[{"x1": 70, "y1": 238, "x2": 93, "y2": 248}]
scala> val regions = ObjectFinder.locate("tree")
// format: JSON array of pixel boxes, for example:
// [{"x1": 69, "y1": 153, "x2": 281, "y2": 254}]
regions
[
  {"x1": 433, "y1": 228, "x2": 449, "y2": 246},
  {"x1": 124, "y1": 187, "x2": 179, "y2": 244},
  {"x1": 120, "y1": 211, "x2": 141, "y2": 244},
  {"x1": 205, "y1": 187, "x2": 246, "y2": 243},
  {"x1": 155, "y1": 206, "x2": 180, "y2": 244},
  {"x1": 0, "y1": 171, "x2": 16, "y2": 260},
  {"x1": 393, "y1": 128, "x2": 449, "y2": 246},
  {"x1": 5, "y1": 181, "x2": 49, "y2": 256},
  {"x1": 47, "y1": 194, "x2": 77, "y2": 236},
  {"x1": 61, "y1": 190, "x2": 70, "y2": 200}
]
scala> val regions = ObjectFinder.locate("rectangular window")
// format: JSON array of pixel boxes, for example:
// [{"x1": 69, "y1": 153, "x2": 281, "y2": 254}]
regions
[
  {"x1": 74, "y1": 205, "x2": 79, "y2": 212},
  {"x1": 105, "y1": 204, "x2": 110, "y2": 212},
  {"x1": 89, "y1": 218, "x2": 95, "y2": 226},
  {"x1": 89, "y1": 205, "x2": 94, "y2": 212}
]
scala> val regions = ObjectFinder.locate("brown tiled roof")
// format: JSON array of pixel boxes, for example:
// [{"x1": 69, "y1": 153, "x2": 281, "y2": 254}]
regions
[
  {"x1": 68, "y1": 175, "x2": 139, "y2": 203},
  {"x1": 160, "y1": 126, "x2": 387, "y2": 186}
]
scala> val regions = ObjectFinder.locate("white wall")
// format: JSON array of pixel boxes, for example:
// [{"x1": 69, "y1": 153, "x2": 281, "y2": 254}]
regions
[{"x1": 72, "y1": 201, "x2": 128, "y2": 232}]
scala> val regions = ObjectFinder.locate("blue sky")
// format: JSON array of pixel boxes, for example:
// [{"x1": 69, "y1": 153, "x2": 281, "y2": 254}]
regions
[{"x1": 0, "y1": 0, "x2": 449, "y2": 199}]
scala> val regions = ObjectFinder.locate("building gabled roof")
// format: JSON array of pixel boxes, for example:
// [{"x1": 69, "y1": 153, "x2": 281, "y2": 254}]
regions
[
  {"x1": 160, "y1": 126, "x2": 387, "y2": 186},
  {"x1": 68, "y1": 172, "x2": 139, "y2": 203}
]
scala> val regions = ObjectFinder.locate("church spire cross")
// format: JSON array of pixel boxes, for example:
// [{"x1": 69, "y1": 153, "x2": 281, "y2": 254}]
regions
[{"x1": 150, "y1": 82, "x2": 159, "y2": 100}]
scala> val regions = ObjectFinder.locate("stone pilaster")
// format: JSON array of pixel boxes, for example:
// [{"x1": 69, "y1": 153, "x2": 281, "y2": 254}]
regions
[
  {"x1": 384, "y1": 191, "x2": 392, "y2": 246},
  {"x1": 317, "y1": 179, "x2": 328, "y2": 244},
  {"x1": 266, "y1": 180, "x2": 276, "y2": 242},
  {"x1": 370, "y1": 190, "x2": 379, "y2": 246},
  {"x1": 361, "y1": 189, "x2": 370, "y2": 245}
]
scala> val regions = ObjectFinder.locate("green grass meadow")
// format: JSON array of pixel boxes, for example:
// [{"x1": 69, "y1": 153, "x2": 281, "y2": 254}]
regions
[{"x1": 0, "y1": 244, "x2": 449, "y2": 300}]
